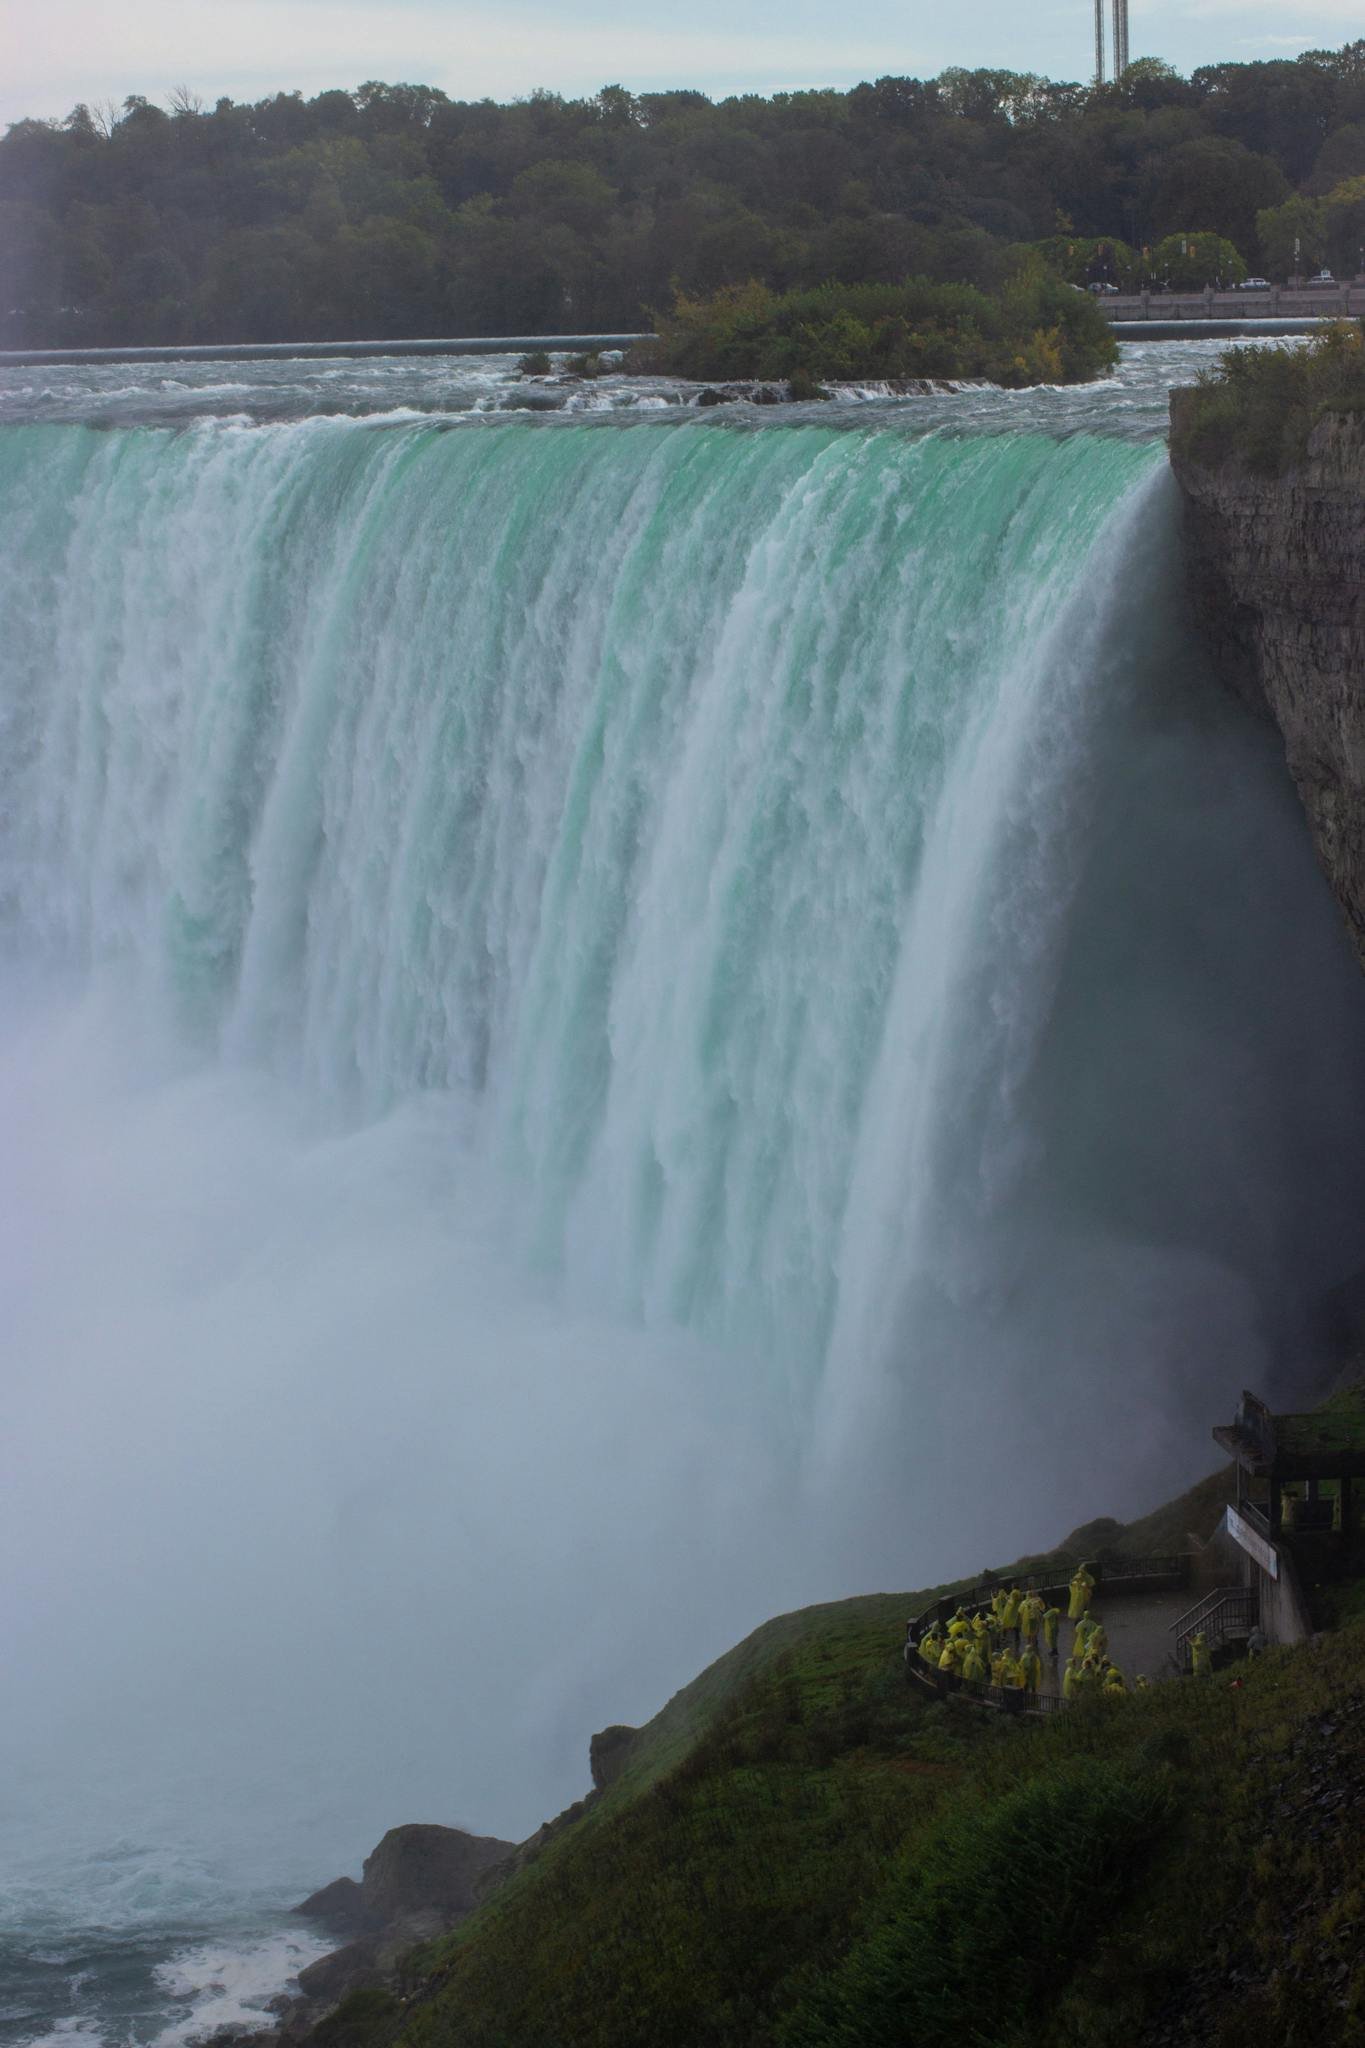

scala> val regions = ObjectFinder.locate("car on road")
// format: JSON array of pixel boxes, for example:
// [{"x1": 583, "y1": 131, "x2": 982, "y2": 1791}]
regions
[
  {"x1": 1307, "y1": 270, "x2": 1338, "y2": 287},
  {"x1": 1234, "y1": 277, "x2": 1272, "y2": 291},
  {"x1": 1086, "y1": 281, "x2": 1120, "y2": 294}
]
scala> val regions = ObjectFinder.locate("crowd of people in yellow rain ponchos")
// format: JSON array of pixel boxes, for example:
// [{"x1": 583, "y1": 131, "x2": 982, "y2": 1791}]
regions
[{"x1": 912, "y1": 1565, "x2": 1155, "y2": 1705}]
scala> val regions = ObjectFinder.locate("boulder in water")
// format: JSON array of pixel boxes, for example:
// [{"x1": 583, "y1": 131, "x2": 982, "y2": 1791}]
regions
[{"x1": 291, "y1": 1875, "x2": 369, "y2": 1935}]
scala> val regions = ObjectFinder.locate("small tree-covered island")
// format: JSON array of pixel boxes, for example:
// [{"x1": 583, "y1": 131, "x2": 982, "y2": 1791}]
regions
[{"x1": 628, "y1": 274, "x2": 1117, "y2": 391}]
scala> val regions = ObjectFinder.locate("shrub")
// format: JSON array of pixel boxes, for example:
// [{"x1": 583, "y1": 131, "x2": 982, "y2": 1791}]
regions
[
  {"x1": 518, "y1": 349, "x2": 552, "y2": 375},
  {"x1": 778, "y1": 1759, "x2": 1175, "y2": 2048},
  {"x1": 638, "y1": 273, "x2": 1117, "y2": 391},
  {"x1": 310, "y1": 1988, "x2": 401, "y2": 2048},
  {"x1": 1172, "y1": 320, "x2": 1365, "y2": 472}
]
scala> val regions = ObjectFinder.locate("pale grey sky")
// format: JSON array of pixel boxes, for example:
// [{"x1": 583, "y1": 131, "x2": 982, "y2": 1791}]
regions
[{"x1": 3, "y1": 0, "x2": 1361, "y2": 129}]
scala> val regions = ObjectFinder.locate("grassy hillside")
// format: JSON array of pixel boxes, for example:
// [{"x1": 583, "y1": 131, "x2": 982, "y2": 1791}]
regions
[{"x1": 307, "y1": 1435, "x2": 1365, "y2": 2048}]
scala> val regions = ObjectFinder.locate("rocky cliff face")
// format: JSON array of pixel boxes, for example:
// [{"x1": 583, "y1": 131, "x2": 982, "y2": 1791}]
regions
[{"x1": 1170, "y1": 396, "x2": 1365, "y2": 970}]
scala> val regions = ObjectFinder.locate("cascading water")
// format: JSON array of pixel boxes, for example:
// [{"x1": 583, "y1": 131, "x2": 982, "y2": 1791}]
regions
[{"x1": 4, "y1": 368, "x2": 1365, "y2": 2043}]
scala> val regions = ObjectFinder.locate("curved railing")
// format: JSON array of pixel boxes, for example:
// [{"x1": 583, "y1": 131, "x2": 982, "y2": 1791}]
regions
[{"x1": 901, "y1": 1552, "x2": 1190, "y2": 1715}]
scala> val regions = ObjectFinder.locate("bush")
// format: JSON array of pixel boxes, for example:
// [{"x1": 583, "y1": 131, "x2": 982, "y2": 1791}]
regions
[
  {"x1": 1172, "y1": 320, "x2": 1365, "y2": 472},
  {"x1": 638, "y1": 272, "x2": 1117, "y2": 391},
  {"x1": 310, "y1": 1988, "x2": 401, "y2": 2048},
  {"x1": 778, "y1": 1759, "x2": 1175, "y2": 2048},
  {"x1": 518, "y1": 349, "x2": 552, "y2": 375}
]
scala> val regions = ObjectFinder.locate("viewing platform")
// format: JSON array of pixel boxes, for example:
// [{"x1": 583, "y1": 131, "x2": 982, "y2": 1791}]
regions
[{"x1": 903, "y1": 1555, "x2": 1192, "y2": 1714}]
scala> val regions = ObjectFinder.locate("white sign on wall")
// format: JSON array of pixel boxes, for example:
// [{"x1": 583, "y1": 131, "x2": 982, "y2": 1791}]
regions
[{"x1": 1226, "y1": 1505, "x2": 1279, "y2": 1581}]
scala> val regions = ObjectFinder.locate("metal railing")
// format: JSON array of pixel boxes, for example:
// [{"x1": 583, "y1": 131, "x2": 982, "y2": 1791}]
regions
[
  {"x1": 1171, "y1": 1585, "x2": 1259, "y2": 1671},
  {"x1": 902, "y1": 1653, "x2": 1060, "y2": 1716},
  {"x1": 907, "y1": 1553, "x2": 1189, "y2": 1645},
  {"x1": 901, "y1": 1550, "x2": 1194, "y2": 1714}
]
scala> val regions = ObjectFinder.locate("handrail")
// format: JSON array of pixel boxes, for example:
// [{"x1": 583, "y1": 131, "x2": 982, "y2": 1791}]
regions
[
  {"x1": 1169, "y1": 1585, "x2": 1236, "y2": 1636},
  {"x1": 908, "y1": 1554, "x2": 1189, "y2": 1646},
  {"x1": 912, "y1": 1556, "x2": 1186, "y2": 1638},
  {"x1": 903, "y1": 1654, "x2": 1060, "y2": 1716},
  {"x1": 1171, "y1": 1586, "x2": 1259, "y2": 1670},
  {"x1": 903, "y1": 1549, "x2": 1196, "y2": 1710}
]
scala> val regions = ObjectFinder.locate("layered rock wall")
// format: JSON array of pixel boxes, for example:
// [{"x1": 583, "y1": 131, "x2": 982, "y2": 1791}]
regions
[{"x1": 1170, "y1": 395, "x2": 1365, "y2": 970}]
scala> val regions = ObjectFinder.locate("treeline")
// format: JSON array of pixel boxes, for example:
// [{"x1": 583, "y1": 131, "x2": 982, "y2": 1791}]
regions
[{"x1": 3, "y1": 46, "x2": 1365, "y2": 347}]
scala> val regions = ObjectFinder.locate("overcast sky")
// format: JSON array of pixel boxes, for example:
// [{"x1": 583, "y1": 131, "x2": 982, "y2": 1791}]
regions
[{"x1": 4, "y1": 0, "x2": 1362, "y2": 129}]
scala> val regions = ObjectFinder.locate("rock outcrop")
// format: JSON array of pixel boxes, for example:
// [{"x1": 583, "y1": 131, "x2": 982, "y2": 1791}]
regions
[
  {"x1": 588, "y1": 1723, "x2": 639, "y2": 1791},
  {"x1": 273, "y1": 1823, "x2": 517, "y2": 2039},
  {"x1": 1170, "y1": 396, "x2": 1365, "y2": 970},
  {"x1": 358, "y1": 1822, "x2": 513, "y2": 1932},
  {"x1": 294, "y1": 1823, "x2": 515, "y2": 1941}
]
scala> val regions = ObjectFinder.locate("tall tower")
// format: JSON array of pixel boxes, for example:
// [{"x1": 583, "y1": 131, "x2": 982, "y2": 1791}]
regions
[
  {"x1": 1111, "y1": 0, "x2": 1130, "y2": 78},
  {"x1": 1094, "y1": 0, "x2": 1106, "y2": 85}
]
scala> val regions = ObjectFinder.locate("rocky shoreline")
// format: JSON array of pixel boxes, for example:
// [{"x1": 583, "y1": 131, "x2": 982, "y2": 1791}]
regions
[{"x1": 214, "y1": 1727, "x2": 642, "y2": 2046}]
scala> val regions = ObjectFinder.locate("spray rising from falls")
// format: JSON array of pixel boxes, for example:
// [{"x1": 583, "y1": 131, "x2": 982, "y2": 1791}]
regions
[{"x1": 3, "y1": 412, "x2": 1365, "y2": 1877}]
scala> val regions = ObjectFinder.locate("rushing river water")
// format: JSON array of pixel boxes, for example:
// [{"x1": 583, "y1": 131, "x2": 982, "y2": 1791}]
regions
[{"x1": 4, "y1": 338, "x2": 1365, "y2": 2044}]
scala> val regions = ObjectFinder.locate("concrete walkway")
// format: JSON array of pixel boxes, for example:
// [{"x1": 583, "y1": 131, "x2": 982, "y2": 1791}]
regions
[{"x1": 1036, "y1": 1590, "x2": 1192, "y2": 1698}]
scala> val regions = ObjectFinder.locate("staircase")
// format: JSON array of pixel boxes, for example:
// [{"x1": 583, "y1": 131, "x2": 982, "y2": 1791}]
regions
[{"x1": 1170, "y1": 1584, "x2": 1259, "y2": 1672}]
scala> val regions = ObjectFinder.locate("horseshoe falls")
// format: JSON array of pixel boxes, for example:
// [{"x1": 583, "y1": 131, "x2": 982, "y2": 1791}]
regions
[{"x1": 5, "y1": 394, "x2": 1365, "y2": 2032}]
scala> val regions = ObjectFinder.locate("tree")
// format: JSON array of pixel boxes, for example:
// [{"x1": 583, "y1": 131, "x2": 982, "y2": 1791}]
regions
[
  {"x1": 509, "y1": 159, "x2": 616, "y2": 235},
  {"x1": 1323, "y1": 175, "x2": 1365, "y2": 277},
  {"x1": 1256, "y1": 193, "x2": 1325, "y2": 278},
  {"x1": 1141, "y1": 136, "x2": 1287, "y2": 256},
  {"x1": 1310, "y1": 122, "x2": 1365, "y2": 192},
  {"x1": 1150, "y1": 230, "x2": 1247, "y2": 288},
  {"x1": 1034, "y1": 232, "x2": 1140, "y2": 289}
]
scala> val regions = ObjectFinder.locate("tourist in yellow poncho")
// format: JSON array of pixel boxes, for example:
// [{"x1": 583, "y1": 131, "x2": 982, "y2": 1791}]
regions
[
  {"x1": 920, "y1": 1630, "x2": 941, "y2": 1668},
  {"x1": 1018, "y1": 1645, "x2": 1043, "y2": 1695},
  {"x1": 1020, "y1": 1593, "x2": 1044, "y2": 1646},
  {"x1": 1042, "y1": 1604, "x2": 1061, "y2": 1656},
  {"x1": 1068, "y1": 1565, "x2": 1095, "y2": 1622},
  {"x1": 1190, "y1": 1631, "x2": 1212, "y2": 1678},
  {"x1": 961, "y1": 1643, "x2": 986, "y2": 1687},
  {"x1": 990, "y1": 1650, "x2": 1007, "y2": 1687}
]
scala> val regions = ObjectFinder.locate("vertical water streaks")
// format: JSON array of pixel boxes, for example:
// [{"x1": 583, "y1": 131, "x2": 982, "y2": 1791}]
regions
[
  {"x1": 2, "y1": 411, "x2": 1364, "y2": 1510},
  {"x1": 7, "y1": 408, "x2": 1365, "y2": 1875}
]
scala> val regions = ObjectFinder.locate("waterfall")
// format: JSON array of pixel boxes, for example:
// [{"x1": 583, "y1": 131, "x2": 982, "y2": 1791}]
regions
[{"x1": 3, "y1": 409, "x2": 1365, "y2": 1859}]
